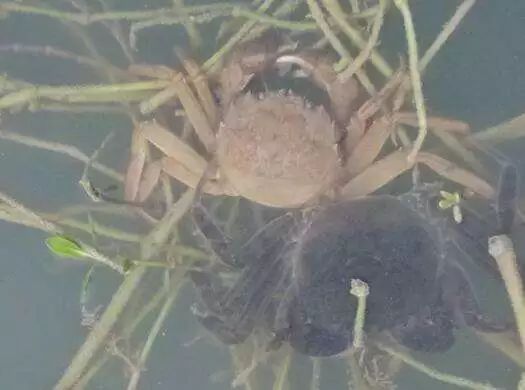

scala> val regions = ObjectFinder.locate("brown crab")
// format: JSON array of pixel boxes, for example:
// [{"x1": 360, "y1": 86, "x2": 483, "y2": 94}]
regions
[{"x1": 125, "y1": 34, "x2": 495, "y2": 208}]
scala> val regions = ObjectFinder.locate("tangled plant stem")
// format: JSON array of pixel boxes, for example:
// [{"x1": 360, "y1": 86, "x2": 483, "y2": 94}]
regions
[{"x1": 393, "y1": 0, "x2": 428, "y2": 163}]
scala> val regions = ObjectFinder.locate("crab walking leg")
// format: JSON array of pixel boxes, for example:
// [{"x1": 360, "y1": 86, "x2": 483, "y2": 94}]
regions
[
  {"x1": 341, "y1": 149, "x2": 495, "y2": 200},
  {"x1": 395, "y1": 112, "x2": 470, "y2": 135},
  {"x1": 178, "y1": 55, "x2": 219, "y2": 127},
  {"x1": 342, "y1": 110, "x2": 482, "y2": 182},
  {"x1": 141, "y1": 121, "x2": 234, "y2": 196},
  {"x1": 341, "y1": 148, "x2": 415, "y2": 199},
  {"x1": 170, "y1": 77, "x2": 216, "y2": 152},
  {"x1": 125, "y1": 124, "x2": 148, "y2": 201},
  {"x1": 343, "y1": 68, "x2": 406, "y2": 152},
  {"x1": 416, "y1": 152, "x2": 495, "y2": 199},
  {"x1": 395, "y1": 112, "x2": 486, "y2": 173},
  {"x1": 343, "y1": 116, "x2": 393, "y2": 178},
  {"x1": 130, "y1": 63, "x2": 216, "y2": 152},
  {"x1": 141, "y1": 121, "x2": 208, "y2": 174}
]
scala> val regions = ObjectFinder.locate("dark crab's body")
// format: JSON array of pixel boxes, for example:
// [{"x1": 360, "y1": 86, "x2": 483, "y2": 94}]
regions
[{"x1": 190, "y1": 166, "x2": 517, "y2": 356}]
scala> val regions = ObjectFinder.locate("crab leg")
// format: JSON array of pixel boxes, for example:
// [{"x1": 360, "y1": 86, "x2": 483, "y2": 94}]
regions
[
  {"x1": 416, "y1": 152, "x2": 495, "y2": 199},
  {"x1": 343, "y1": 116, "x2": 393, "y2": 179},
  {"x1": 124, "y1": 122, "x2": 148, "y2": 201},
  {"x1": 140, "y1": 121, "x2": 235, "y2": 196},
  {"x1": 342, "y1": 111, "x2": 472, "y2": 181},
  {"x1": 170, "y1": 78, "x2": 216, "y2": 152},
  {"x1": 341, "y1": 149, "x2": 495, "y2": 200},
  {"x1": 130, "y1": 63, "x2": 216, "y2": 152},
  {"x1": 341, "y1": 148, "x2": 415, "y2": 199},
  {"x1": 178, "y1": 54, "x2": 219, "y2": 128},
  {"x1": 395, "y1": 112, "x2": 470, "y2": 135}
]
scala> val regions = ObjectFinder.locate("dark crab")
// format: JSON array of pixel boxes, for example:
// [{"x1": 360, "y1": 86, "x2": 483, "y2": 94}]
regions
[{"x1": 189, "y1": 164, "x2": 518, "y2": 356}]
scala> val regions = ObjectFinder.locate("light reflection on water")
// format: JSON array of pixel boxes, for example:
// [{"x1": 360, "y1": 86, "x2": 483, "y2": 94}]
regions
[{"x1": 0, "y1": 1, "x2": 524, "y2": 389}]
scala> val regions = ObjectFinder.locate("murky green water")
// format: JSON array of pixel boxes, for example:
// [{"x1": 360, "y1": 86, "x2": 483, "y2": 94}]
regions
[{"x1": 1, "y1": 1, "x2": 525, "y2": 389}]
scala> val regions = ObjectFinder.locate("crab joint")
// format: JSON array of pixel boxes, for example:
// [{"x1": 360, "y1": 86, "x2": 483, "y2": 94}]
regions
[
  {"x1": 488, "y1": 234, "x2": 525, "y2": 353},
  {"x1": 350, "y1": 278, "x2": 370, "y2": 349}
]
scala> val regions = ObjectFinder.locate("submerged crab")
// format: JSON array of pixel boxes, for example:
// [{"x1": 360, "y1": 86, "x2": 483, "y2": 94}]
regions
[
  {"x1": 189, "y1": 164, "x2": 517, "y2": 356},
  {"x1": 125, "y1": 33, "x2": 493, "y2": 208}
]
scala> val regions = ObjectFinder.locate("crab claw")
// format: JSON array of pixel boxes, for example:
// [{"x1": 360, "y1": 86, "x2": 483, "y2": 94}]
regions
[
  {"x1": 220, "y1": 31, "x2": 283, "y2": 106},
  {"x1": 276, "y1": 51, "x2": 359, "y2": 126}
]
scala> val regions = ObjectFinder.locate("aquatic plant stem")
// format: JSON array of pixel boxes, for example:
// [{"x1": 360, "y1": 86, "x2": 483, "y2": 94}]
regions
[
  {"x1": 475, "y1": 331, "x2": 525, "y2": 369},
  {"x1": 321, "y1": 0, "x2": 393, "y2": 78},
  {"x1": 126, "y1": 270, "x2": 185, "y2": 390},
  {"x1": 0, "y1": 2, "x2": 231, "y2": 25},
  {"x1": 0, "y1": 80, "x2": 170, "y2": 109},
  {"x1": 306, "y1": 0, "x2": 375, "y2": 94},
  {"x1": 273, "y1": 350, "x2": 292, "y2": 390},
  {"x1": 0, "y1": 190, "x2": 61, "y2": 233},
  {"x1": 54, "y1": 266, "x2": 146, "y2": 390},
  {"x1": 310, "y1": 358, "x2": 321, "y2": 390},
  {"x1": 338, "y1": 0, "x2": 387, "y2": 82},
  {"x1": 471, "y1": 112, "x2": 525, "y2": 144},
  {"x1": 0, "y1": 44, "x2": 128, "y2": 80},
  {"x1": 75, "y1": 280, "x2": 172, "y2": 388},
  {"x1": 377, "y1": 343, "x2": 500, "y2": 390},
  {"x1": 350, "y1": 279, "x2": 369, "y2": 349},
  {"x1": 0, "y1": 129, "x2": 123, "y2": 181},
  {"x1": 54, "y1": 188, "x2": 195, "y2": 388},
  {"x1": 488, "y1": 235, "x2": 525, "y2": 353},
  {"x1": 393, "y1": 0, "x2": 428, "y2": 163},
  {"x1": 346, "y1": 353, "x2": 368, "y2": 390},
  {"x1": 202, "y1": 0, "x2": 277, "y2": 72},
  {"x1": 419, "y1": 0, "x2": 477, "y2": 73}
]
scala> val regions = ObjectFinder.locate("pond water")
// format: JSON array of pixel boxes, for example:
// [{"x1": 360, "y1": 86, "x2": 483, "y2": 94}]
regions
[{"x1": 0, "y1": 1, "x2": 525, "y2": 389}]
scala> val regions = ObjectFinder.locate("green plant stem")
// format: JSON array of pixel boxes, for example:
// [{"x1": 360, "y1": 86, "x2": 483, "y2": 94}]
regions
[
  {"x1": 202, "y1": 0, "x2": 277, "y2": 72},
  {"x1": 0, "y1": 44, "x2": 128, "y2": 80},
  {"x1": 0, "y1": 2, "x2": 233, "y2": 25},
  {"x1": 338, "y1": 0, "x2": 387, "y2": 81},
  {"x1": 272, "y1": 351, "x2": 292, "y2": 390},
  {"x1": 54, "y1": 266, "x2": 147, "y2": 389},
  {"x1": 471, "y1": 112, "x2": 525, "y2": 144},
  {"x1": 126, "y1": 270, "x2": 186, "y2": 390},
  {"x1": 307, "y1": 0, "x2": 375, "y2": 94},
  {"x1": 393, "y1": 0, "x2": 428, "y2": 163},
  {"x1": 377, "y1": 343, "x2": 500, "y2": 390},
  {"x1": 346, "y1": 353, "x2": 370, "y2": 390},
  {"x1": 350, "y1": 279, "x2": 369, "y2": 349},
  {"x1": 231, "y1": 7, "x2": 317, "y2": 30},
  {"x1": 488, "y1": 235, "x2": 525, "y2": 353},
  {"x1": 419, "y1": 0, "x2": 476, "y2": 73},
  {"x1": 131, "y1": 4, "x2": 316, "y2": 47},
  {"x1": 0, "y1": 129, "x2": 123, "y2": 181},
  {"x1": 0, "y1": 80, "x2": 170, "y2": 109},
  {"x1": 54, "y1": 188, "x2": 194, "y2": 388},
  {"x1": 321, "y1": 0, "x2": 393, "y2": 78},
  {"x1": 173, "y1": 0, "x2": 203, "y2": 49},
  {"x1": 75, "y1": 280, "x2": 171, "y2": 388},
  {"x1": 306, "y1": 0, "x2": 351, "y2": 66}
]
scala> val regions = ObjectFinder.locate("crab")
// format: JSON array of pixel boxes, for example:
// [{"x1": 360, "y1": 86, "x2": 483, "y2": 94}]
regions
[
  {"x1": 124, "y1": 33, "x2": 495, "y2": 208},
  {"x1": 188, "y1": 163, "x2": 517, "y2": 357}
]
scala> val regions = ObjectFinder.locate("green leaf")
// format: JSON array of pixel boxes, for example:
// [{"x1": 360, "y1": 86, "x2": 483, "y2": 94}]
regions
[{"x1": 45, "y1": 235, "x2": 87, "y2": 259}]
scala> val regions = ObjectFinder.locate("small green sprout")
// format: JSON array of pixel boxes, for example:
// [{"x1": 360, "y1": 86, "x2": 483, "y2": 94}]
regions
[
  {"x1": 45, "y1": 234, "x2": 125, "y2": 274},
  {"x1": 45, "y1": 235, "x2": 88, "y2": 259},
  {"x1": 438, "y1": 190, "x2": 463, "y2": 224}
]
